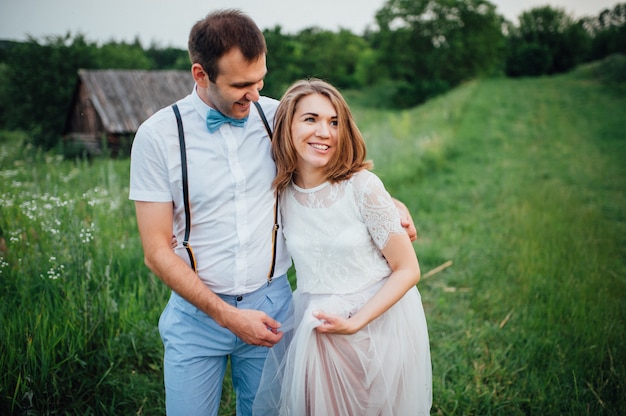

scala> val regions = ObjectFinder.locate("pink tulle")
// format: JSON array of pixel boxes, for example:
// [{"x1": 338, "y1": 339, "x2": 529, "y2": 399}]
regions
[{"x1": 253, "y1": 285, "x2": 432, "y2": 416}]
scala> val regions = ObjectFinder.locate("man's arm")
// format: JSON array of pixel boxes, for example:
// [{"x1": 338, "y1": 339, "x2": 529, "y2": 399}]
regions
[
  {"x1": 392, "y1": 198, "x2": 417, "y2": 242},
  {"x1": 135, "y1": 201, "x2": 283, "y2": 347}
]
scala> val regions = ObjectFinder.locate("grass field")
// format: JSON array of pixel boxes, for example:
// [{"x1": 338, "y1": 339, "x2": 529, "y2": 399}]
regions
[{"x1": 1, "y1": 64, "x2": 625, "y2": 415}]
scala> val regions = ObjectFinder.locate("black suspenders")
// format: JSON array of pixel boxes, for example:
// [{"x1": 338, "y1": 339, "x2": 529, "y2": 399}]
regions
[
  {"x1": 171, "y1": 102, "x2": 278, "y2": 284},
  {"x1": 171, "y1": 104, "x2": 197, "y2": 272},
  {"x1": 253, "y1": 101, "x2": 279, "y2": 282}
]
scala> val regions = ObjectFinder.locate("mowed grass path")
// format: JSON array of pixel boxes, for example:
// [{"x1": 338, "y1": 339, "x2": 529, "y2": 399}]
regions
[{"x1": 371, "y1": 74, "x2": 625, "y2": 415}]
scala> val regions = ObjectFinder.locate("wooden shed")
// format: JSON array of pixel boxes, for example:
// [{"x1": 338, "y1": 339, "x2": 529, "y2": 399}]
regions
[{"x1": 63, "y1": 69, "x2": 194, "y2": 155}]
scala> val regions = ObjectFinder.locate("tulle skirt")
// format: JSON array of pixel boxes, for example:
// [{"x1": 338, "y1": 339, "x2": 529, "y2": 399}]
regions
[{"x1": 253, "y1": 282, "x2": 432, "y2": 416}]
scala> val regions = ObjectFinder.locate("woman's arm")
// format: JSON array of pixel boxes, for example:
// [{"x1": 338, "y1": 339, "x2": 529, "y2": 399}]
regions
[{"x1": 314, "y1": 231, "x2": 420, "y2": 335}]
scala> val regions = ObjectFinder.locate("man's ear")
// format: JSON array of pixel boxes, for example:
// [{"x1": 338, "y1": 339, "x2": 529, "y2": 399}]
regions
[{"x1": 191, "y1": 63, "x2": 209, "y2": 87}]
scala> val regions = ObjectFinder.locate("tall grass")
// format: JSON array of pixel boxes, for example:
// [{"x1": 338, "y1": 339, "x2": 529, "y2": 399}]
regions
[
  {"x1": 1, "y1": 67, "x2": 624, "y2": 415},
  {"x1": 0, "y1": 135, "x2": 168, "y2": 415}
]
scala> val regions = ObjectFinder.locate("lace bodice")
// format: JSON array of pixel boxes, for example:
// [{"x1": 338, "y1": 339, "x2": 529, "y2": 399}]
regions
[{"x1": 280, "y1": 169, "x2": 404, "y2": 294}]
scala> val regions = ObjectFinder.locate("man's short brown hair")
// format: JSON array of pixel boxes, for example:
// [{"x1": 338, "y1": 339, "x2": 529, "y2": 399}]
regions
[{"x1": 188, "y1": 9, "x2": 267, "y2": 82}]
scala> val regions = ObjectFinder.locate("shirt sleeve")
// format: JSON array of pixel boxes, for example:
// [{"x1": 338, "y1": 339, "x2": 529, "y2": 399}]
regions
[
  {"x1": 354, "y1": 170, "x2": 405, "y2": 250},
  {"x1": 129, "y1": 121, "x2": 173, "y2": 202}
]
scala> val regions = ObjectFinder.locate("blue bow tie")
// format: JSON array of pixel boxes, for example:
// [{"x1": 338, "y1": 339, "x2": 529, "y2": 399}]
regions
[{"x1": 206, "y1": 108, "x2": 248, "y2": 133}]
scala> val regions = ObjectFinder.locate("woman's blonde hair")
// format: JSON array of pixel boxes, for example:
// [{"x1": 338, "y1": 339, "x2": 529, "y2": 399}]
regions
[{"x1": 272, "y1": 78, "x2": 372, "y2": 192}]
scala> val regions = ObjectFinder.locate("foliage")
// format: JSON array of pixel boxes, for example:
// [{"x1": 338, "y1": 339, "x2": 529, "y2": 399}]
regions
[
  {"x1": 505, "y1": 6, "x2": 592, "y2": 77},
  {"x1": 371, "y1": 0, "x2": 506, "y2": 107},
  {"x1": 1, "y1": 35, "x2": 95, "y2": 150},
  {"x1": 145, "y1": 45, "x2": 190, "y2": 70},
  {"x1": 582, "y1": 3, "x2": 626, "y2": 60},
  {"x1": 263, "y1": 26, "x2": 371, "y2": 99},
  {"x1": 295, "y1": 28, "x2": 371, "y2": 89},
  {"x1": 92, "y1": 40, "x2": 152, "y2": 69},
  {"x1": 263, "y1": 26, "x2": 311, "y2": 100},
  {"x1": 0, "y1": 34, "x2": 153, "y2": 151},
  {"x1": 0, "y1": 2, "x2": 625, "y2": 150}
]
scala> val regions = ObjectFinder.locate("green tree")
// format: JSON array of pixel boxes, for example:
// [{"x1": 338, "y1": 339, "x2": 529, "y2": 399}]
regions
[
  {"x1": 505, "y1": 39, "x2": 552, "y2": 76},
  {"x1": 0, "y1": 34, "x2": 97, "y2": 149},
  {"x1": 263, "y1": 26, "x2": 305, "y2": 99},
  {"x1": 293, "y1": 27, "x2": 370, "y2": 89},
  {"x1": 0, "y1": 34, "x2": 154, "y2": 150},
  {"x1": 145, "y1": 44, "x2": 189, "y2": 70},
  {"x1": 583, "y1": 3, "x2": 626, "y2": 60},
  {"x1": 370, "y1": 0, "x2": 506, "y2": 108},
  {"x1": 505, "y1": 6, "x2": 591, "y2": 76},
  {"x1": 263, "y1": 26, "x2": 371, "y2": 98},
  {"x1": 93, "y1": 39, "x2": 152, "y2": 69}
]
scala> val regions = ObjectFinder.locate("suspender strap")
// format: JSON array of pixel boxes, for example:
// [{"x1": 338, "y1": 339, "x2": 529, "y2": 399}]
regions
[
  {"x1": 254, "y1": 101, "x2": 279, "y2": 284},
  {"x1": 172, "y1": 104, "x2": 197, "y2": 273},
  {"x1": 254, "y1": 101, "x2": 273, "y2": 140}
]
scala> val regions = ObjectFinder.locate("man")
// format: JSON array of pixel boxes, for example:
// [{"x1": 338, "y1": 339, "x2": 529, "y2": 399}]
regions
[{"x1": 129, "y1": 9, "x2": 416, "y2": 415}]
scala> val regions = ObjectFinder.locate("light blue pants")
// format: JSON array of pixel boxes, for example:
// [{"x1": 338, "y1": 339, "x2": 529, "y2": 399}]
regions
[{"x1": 158, "y1": 275, "x2": 293, "y2": 416}]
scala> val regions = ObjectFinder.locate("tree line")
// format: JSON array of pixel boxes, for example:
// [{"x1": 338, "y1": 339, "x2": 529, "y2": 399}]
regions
[{"x1": 0, "y1": 0, "x2": 624, "y2": 151}]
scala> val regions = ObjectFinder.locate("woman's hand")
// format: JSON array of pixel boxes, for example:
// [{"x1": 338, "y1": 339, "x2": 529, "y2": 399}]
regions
[{"x1": 312, "y1": 310, "x2": 362, "y2": 335}]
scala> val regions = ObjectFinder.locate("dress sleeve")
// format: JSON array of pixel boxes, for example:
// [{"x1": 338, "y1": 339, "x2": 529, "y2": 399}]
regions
[{"x1": 354, "y1": 171, "x2": 405, "y2": 250}]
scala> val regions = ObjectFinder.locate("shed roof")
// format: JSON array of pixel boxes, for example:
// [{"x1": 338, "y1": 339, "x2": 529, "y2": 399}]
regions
[{"x1": 73, "y1": 69, "x2": 194, "y2": 134}]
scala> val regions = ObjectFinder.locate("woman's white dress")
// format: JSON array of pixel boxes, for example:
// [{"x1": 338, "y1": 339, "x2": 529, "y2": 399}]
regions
[{"x1": 253, "y1": 170, "x2": 432, "y2": 415}]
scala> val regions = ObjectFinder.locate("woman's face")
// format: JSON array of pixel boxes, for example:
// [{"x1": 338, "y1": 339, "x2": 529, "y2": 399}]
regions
[{"x1": 290, "y1": 93, "x2": 338, "y2": 181}]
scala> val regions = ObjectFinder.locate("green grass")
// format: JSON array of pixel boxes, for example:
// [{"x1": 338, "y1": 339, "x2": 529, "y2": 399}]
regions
[
  {"x1": 365, "y1": 74, "x2": 625, "y2": 414},
  {"x1": 1, "y1": 68, "x2": 624, "y2": 415},
  {"x1": 0, "y1": 138, "x2": 168, "y2": 415}
]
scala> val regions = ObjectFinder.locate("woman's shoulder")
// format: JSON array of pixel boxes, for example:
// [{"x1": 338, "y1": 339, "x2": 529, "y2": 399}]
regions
[{"x1": 349, "y1": 169, "x2": 386, "y2": 192}]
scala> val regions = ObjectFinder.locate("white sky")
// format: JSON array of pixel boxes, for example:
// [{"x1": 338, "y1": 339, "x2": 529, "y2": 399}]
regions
[{"x1": 0, "y1": 0, "x2": 620, "y2": 49}]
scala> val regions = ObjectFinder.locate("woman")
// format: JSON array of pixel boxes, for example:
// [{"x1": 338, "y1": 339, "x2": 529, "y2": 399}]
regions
[{"x1": 253, "y1": 79, "x2": 432, "y2": 415}]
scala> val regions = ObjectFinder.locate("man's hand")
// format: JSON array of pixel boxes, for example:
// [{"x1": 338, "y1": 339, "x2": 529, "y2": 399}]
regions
[
  {"x1": 222, "y1": 308, "x2": 284, "y2": 347},
  {"x1": 392, "y1": 198, "x2": 417, "y2": 242},
  {"x1": 135, "y1": 202, "x2": 283, "y2": 347}
]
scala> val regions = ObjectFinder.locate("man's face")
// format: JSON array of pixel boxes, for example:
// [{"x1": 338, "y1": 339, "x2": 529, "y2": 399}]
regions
[{"x1": 200, "y1": 48, "x2": 267, "y2": 119}]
